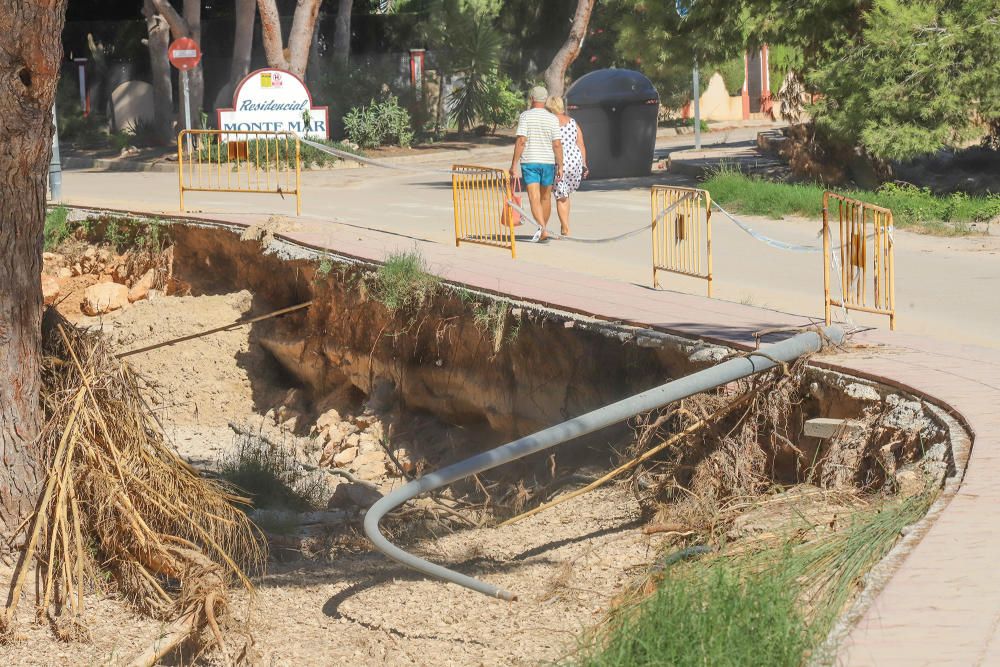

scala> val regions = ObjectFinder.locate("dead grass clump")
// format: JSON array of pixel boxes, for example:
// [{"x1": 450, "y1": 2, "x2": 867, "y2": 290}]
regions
[
  {"x1": 628, "y1": 357, "x2": 813, "y2": 532},
  {"x1": 1, "y1": 310, "x2": 265, "y2": 665}
]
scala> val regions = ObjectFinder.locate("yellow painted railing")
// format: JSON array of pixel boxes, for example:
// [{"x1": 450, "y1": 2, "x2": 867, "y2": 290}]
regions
[
  {"x1": 452, "y1": 165, "x2": 516, "y2": 258},
  {"x1": 651, "y1": 185, "x2": 713, "y2": 296},
  {"x1": 177, "y1": 129, "x2": 301, "y2": 215},
  {"x1": 823, "y1": 191, "x2": 896, "y2": 329}
]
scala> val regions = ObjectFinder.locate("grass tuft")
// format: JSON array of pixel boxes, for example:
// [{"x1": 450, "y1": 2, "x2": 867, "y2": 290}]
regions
[
  {"x1": 370, "y1": 250, "x2": 440, "y2": 313},
  {"x1": 577, "y1": 490, "x2": 935, "y2": 666},
  {"x1": 581, "y1": 563, "x2": 810, "y2": 667},
  {"x1": 218, "y1": 434, "x2": 327, "y2": 512},
  {"x1": 703, "y1": 164, "x2": 1000, "y2": 234}
]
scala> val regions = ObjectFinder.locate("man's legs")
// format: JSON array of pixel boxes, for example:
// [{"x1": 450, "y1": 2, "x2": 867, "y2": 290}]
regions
[{"x1": 525, "y1": 183, "x2": 552, "y2": 239}]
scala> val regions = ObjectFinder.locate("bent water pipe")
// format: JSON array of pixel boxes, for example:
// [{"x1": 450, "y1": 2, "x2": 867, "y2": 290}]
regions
[{"x1": 364, "y1": 326, "x2": 845, "y2": 601}]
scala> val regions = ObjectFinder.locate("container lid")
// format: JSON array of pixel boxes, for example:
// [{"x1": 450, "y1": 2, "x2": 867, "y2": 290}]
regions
[{"x1": 565, "y1": 69, "x2": 659, "y2": 108}]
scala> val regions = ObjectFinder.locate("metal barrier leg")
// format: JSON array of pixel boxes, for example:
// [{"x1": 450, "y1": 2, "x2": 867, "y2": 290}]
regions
[{"x1": 177, "y1": 137, "x2": 185, "y2": 212}]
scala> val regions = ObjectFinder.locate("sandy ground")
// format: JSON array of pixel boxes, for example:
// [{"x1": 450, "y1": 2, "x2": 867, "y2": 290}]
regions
[{"x1": 1, "y1": 289, "x2": 666, "y2": 665}]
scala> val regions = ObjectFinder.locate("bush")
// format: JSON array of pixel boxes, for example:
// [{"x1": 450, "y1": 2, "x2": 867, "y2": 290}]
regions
[
  {"x1": 480, "y1": 70, "x2": 522, "y2": 133},
  {"x1": 44, "y1": 206, "x2": 71, "y2": 251},
  {"x1": 343, "y1": 95, "x2": 415, "y2": 149}
]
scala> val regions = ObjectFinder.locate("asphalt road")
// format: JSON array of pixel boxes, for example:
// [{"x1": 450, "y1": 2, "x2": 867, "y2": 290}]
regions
[{"x1": 60, "y1": 130, "x2": 1000, "y2": 349}]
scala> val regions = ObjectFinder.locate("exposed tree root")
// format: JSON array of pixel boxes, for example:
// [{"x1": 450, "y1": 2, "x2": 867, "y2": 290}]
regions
[{"x1": 1, "y1": 310, "x2": 265, "y2": 664}]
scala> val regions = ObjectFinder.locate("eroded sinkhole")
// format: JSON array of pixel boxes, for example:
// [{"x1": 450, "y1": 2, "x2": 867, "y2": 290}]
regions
[
  {"x1": 38, "y1": 212, "x2": 970, "y2": 663},
  {"x1": 46, "y1": 217, "x2": 961, "y2": 543}
]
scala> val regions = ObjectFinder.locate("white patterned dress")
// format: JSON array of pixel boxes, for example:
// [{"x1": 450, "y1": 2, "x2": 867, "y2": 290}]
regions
[{"x1": 554, "y1": 117, "x2": 584, "y2": 200}]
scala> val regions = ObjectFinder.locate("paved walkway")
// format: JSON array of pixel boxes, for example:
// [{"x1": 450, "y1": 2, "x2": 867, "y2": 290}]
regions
[{"x1": 68, "y1": 203, "x2": 1000, "y2": 665}]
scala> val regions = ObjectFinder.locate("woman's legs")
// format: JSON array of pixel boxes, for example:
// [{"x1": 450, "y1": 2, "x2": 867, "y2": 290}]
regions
[{"x1": 556, "y1": 196, "x2": 571, "y2": 236}]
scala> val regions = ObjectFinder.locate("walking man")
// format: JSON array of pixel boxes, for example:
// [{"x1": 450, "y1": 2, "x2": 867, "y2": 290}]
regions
[{"x1": 510, "y1": 86, "x2": 563, "y2": 242}]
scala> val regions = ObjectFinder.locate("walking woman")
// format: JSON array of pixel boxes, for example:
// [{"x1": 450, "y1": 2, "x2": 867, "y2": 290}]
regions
[{"x1": 545, "y1": 96, "x2": 588, "y2": 237}]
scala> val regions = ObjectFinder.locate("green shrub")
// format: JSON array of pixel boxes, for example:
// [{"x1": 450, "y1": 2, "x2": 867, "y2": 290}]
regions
[
  {"x1": 370, "y1": 250, "x2": 440, "y2": 312},
  {"x1": 480, "y1": 70, "x2": 522, "y2": 133},
  {"x1": 43, "y1": 206, "x2": 71, "y2": 251},
  {"x1": 343, "y1": 95, "x2": 415, "y2": 149}
]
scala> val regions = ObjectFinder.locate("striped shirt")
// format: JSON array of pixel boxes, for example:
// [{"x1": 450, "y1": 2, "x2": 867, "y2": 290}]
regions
[{"x1": 515, "y1": 108, "x2": 561, "y2": 164}]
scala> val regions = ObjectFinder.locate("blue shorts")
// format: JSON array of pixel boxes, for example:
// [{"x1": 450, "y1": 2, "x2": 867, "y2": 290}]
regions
[{"x1": 521, "y1": 163, "x2": 556, "y2": 187}]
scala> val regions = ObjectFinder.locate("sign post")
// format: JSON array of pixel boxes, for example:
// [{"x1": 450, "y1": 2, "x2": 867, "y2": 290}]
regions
[
  {"x1": 676, "y1": 0, "x2": 701, "y2": 150},
  {"x1": 167, "y1": 37, "x2": 202, "y2": 155}
]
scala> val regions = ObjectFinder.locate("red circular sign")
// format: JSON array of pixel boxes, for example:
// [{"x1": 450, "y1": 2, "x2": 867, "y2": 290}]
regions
[{"x1": 168, "y1": 37, "x2": 202, "y2": 71}]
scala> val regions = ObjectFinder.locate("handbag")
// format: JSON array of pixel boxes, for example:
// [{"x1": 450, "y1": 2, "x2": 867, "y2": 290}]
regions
[{"x1": 503, "y1": 177, "x2": 523, "y2": 227}]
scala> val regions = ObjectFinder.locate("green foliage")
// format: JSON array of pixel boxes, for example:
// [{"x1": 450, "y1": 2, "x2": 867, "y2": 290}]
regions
[
  {"x1": 715, "y1": 57, "x2": 746, "y2": 96},
  {"x1": 479, "y1": 71, "x2": 523, "y2": 132},
  {"x1": 218, "y1": 434, "x2": 327, "y2": 512},
  {"x1": 44, "y1": 207, "x2": 71, "y2": 251},
  {"x1": 194, "y1": 136, "x2": 361, "y2": 169},
  {"x1": 316, "y1": 259, "x2": 334, "y2": 278},
  {"x1": 703, "y1": 165, "x2": 1000, "y2": 232},
  {"x1": 614, "y1": 0, "x2": 1000, "y2": 160},
  {"x1": 444, "y1": 12, "x2": 503, "y2": 133},
  {"x1": 370, "y1": 250, "x2": 441, "y2": 312},
  {"x1": 579, "y1": 492, "x2": 933, "y2": 666},
  {"x1": 808, "y1": 0, "x2": 1000, "y2": 161},
  {"x1": 659, "y1": 117, "x2": 710, "y2": 132},
  {"x1": 343, "y1": 95, "x2": 415, "y2": 149},
  {"x1": 56, "y1": 74, "x2": 108, "y2": 148},
  {"x1": 580, "y1": 562, "x2": 810, "y2": 667}
]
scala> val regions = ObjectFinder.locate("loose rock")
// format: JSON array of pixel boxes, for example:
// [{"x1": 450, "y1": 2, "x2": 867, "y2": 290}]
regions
[
  {"x1": 127, "y1": 268, "x2": 156, "y2": 302},
  {"x1": 82, "y1": 282, "x2": 129, "y2": 316}
]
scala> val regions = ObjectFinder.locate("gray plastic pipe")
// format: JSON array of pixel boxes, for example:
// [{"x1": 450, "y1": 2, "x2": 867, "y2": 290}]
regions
[{"x1": 364, "y1": 326, "x2": 844, "y2": 601}]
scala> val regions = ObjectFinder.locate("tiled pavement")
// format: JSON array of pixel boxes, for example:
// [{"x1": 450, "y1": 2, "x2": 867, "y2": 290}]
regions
[{"x1": 112, "y1": 208, "x2": 1000, "y2": 665}]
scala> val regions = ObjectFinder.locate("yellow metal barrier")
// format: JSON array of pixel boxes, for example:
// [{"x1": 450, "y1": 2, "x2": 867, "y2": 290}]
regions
[
  {"x1": 823, "y1": 191, "x2": 896, "y2": 329},
  {"x1": 651, "y1": 185, "x2": 713, "y2": 296},
  {"x1": 452, "y1": 165, "x2": 516, "y2": 258},
  {"x1": 177, "y1": 129, "x2": 301, "y2": 215}
]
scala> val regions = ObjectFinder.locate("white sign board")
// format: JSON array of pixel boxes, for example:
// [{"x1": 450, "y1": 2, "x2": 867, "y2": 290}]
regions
[{"x1": 217, "y1": 69, "x2": 329, "y2": 141}]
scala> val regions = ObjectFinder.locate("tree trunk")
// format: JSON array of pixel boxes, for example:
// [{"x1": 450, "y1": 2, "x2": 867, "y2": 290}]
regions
[
  {"x1": 287, "y1": 0, "x2": 323, "y2": 77},
  {"x1": 231, "y1": 0, "x2": 257, "y2": 84},
  {"x1": 543, "y1": 0, "x2": 596, "y2": 98},
  {"x1": 257, "y1": 0, "x2": 289, "y2": 70},
  {"x1": 143, "y1": 0, "x2": 175, "y2": 143},
  {"x1": 0, "y1": 0, "x2": 68, "y2": 540},
  {"x1": 333, "y1": 0, "x2": 352, "y2": 68}
]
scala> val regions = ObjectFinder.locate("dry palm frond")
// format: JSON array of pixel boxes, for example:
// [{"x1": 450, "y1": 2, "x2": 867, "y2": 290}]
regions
[{"x1": 2, "y1": 310, "x2": 265, "y2": 665}]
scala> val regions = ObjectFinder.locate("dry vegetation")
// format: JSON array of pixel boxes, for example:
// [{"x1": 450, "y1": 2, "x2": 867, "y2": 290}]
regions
[{"x1": 1, "y1": 310, "x2": 265, "y2": 665}]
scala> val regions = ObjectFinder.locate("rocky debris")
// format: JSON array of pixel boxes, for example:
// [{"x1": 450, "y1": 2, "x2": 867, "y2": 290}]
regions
[
  {"x1": 351, "y1": 450, "x2": 387, "y2": 480},
  {"x1": 127, "y1": 268, "x2": 156, "y2": 302},
  {"x1": 333, "y1": 446, "x2": 358, "y2": 466},
  {"x1": 41, "y1": 274, "x2": 61, "y2": 305},
  {"x1": 387, "y1": 448, "x2": 416, "y2": 476},
  {"x1": 82, "y1": 282, "x2": 129, "y2": 316},
  {"x1": 328, "y1": 481, "x2": 382, "y2": 509}
]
